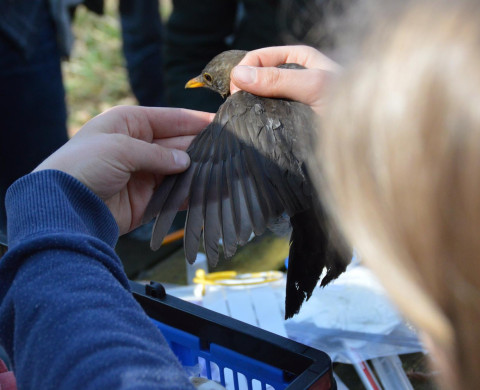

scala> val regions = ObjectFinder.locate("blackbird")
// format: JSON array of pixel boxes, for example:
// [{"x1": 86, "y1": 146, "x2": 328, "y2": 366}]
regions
[{"x1": 143, "y1": 50, "x2": 348, "y2": 318}]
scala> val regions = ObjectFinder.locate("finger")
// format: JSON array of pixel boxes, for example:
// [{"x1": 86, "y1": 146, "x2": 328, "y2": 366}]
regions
[
  {"x1": 120, "y1": 136, "x2": 191, "y2": 174},
  {"x1": 82, "y1": 106, "x2": 214, "y2": 142},
  {"x1": 143, "y1": 107, "x2": 214, "y2": 138},
  {"x1": 231, "y1": 66, "x2": 328, "y2": 109},
  {"x1": 230, "y1": 46, "x2": 339, "y2": 94},
  {"x1": 155, "y1": 135, "x2": 196, "y2": 151},
  {"x1": 238, "y1": 45, "x2": 332, "y2": 68}
]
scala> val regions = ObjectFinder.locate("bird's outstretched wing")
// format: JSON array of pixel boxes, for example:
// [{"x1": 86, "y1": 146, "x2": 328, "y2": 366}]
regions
[{"x1": 143, "y1": 91, "x2": 315, "y2": 268}]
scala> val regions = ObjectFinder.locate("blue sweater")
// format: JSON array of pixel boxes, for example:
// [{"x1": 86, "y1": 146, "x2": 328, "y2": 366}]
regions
[{"x1": 0, "y1": 170, "x2": 195, "y2": 390}]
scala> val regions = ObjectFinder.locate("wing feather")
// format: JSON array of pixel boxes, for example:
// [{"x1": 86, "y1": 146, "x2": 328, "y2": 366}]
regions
[
  {"x1": 149, "y1": 167, "x2": 195, "y2": 250},
  {"x1": 146, "y1": 90, "x2": 316, "y2": 265}
]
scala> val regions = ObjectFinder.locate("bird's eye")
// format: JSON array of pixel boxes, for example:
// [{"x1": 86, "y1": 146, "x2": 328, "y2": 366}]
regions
[{"x1": 203, "y1": 73, "x2": 213, "y2": 83}]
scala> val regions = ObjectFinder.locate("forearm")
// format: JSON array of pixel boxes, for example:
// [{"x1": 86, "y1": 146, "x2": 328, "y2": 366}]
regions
[{"x1": 0, "y1": 170, "x2": 193, "y2": 389}]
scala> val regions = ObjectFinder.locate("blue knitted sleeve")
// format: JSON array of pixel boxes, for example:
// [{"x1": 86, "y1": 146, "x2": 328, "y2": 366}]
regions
[{"x1": 0, "y1": 170, "x2": 194, "y2": 390}]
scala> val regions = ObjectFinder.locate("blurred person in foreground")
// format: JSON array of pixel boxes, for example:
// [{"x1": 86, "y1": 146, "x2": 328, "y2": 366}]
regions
[
  {"x1": 319, "y1": 1, "x2": 480, "y2": 387},
  {"x1": 230, "y1": 1, "x2": 480, "y2": 388}
]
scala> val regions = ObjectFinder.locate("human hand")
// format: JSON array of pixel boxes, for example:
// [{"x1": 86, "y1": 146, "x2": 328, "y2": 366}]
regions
[
  {"x1": 230, "y1": 45, "x2": 340, "y2": 115},
  {"x1": 34, "y1": 106, "x2": 214, "y2": 234}
]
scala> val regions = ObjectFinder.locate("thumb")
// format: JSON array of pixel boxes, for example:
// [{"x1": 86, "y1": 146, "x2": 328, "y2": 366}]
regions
[
  {"x1": 231, "y1": 65, "x2": 327, "y2": 113},
  {"x1": 124, "y1": 138, "x2": 191, "y2": 175}
]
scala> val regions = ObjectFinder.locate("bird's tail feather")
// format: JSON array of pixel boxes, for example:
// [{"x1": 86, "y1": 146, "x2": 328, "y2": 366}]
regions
[{"x1": 285, "y1": 208, "x2": 348, "y2": 319}]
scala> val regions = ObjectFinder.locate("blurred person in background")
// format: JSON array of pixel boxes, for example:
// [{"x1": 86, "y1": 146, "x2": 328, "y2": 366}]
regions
[
  {"x1": 0, "y1": 0, "x2": 70, "y2": 243},
  {"x1": 64, "y1": 0, "x2": 167, "y2": 107},
  {"x1": 163, "y1": 0, "x2": 344, "y2": 112},
  {"x1": 0, "y1": 0, "x2": 167, "y2": 235},
  {"x1": 119, "y1": 0, "x2": 166, "y2": 107},
  {"x1": 0, "y1": 0, "x2": 168, "y2": 270}
]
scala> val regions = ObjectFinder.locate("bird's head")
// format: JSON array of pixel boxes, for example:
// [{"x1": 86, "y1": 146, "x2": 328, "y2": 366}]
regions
[{"x1": 185, "y1": 50, "x2": 248, "y2": 99}]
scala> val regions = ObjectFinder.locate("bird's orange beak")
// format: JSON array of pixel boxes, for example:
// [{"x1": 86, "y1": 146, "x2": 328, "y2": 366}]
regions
[{"x1": 185, "y1": 75, "x2": 205, "y2": 89}]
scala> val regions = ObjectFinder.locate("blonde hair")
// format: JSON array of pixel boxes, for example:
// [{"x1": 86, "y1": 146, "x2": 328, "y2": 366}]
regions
[{"x1": 317, "y1": 0, "x2": 480, "y2": 388}]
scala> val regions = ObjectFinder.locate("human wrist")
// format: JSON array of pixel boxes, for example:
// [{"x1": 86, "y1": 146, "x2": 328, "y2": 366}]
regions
[{"x1": 5, "y1": 170, "x2": 118, "y2": 249}]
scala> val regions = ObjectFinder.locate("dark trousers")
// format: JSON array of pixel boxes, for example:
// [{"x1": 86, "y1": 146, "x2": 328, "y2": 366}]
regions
[
  {"x1": 119, "y1": 0, "x2": 165, "y2": 107},
  {"x1": 0, "y1": 4, "x2": 68, "y2": 241}
]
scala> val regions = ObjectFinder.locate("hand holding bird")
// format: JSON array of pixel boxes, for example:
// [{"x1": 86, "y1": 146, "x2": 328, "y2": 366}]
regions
[
  {"x1": 230, "y1": 45, "x2": 341, "y2": 115},
  {"x1": 34, "y1": 106, "x2": 213, "y2": 235}
]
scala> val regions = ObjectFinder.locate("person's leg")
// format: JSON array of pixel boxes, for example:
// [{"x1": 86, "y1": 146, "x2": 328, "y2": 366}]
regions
[
  {"x1": 116, "y1": 0, "x2": 169, "y2": 258},
  {"x1": 0, "y1": 3, "x2": 68, "y2": 238},
  {"x1": 119, "y1": 0, "x2": 166, "y2": 107}
]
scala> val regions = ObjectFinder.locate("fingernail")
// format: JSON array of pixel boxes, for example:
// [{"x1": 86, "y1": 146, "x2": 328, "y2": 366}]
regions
[
  {"x1": 233, "y1": 66, "x2": 256, "y2": 84},
  {"x1": 172, "y1": 150, "x2": 190, "y2": 168}
]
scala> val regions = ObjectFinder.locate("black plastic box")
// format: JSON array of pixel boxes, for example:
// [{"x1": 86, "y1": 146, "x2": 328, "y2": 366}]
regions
[{"x1": 131, "y1": 281, "x2": 336, "y2": 390}]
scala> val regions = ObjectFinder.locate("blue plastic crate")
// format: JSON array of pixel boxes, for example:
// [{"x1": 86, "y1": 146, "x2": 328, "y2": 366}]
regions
[
  {"x1": 153, "y1": 319, "x2": 288, "y2": 389},
  {"x1": 131, "y1": 281, "x2": 336, "y2": 390}
]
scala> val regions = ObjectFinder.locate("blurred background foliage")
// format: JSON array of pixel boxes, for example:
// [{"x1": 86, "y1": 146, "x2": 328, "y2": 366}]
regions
[{"x1": 63, "y1": 0, "x2": 171, "y2": 137}]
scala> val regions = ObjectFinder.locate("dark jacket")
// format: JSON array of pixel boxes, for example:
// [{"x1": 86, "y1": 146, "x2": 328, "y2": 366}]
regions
[
  {"x1": 0, "y1": 170, "x2": 194, "y2": 389},
  {"x1": 164, "y1": 0, "x2": 284, "y2": 112}
]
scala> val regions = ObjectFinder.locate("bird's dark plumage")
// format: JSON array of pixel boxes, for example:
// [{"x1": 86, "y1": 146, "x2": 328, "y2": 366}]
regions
[{"x1": 143, "y1": 50, "x2": 348, "y2": 318}]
